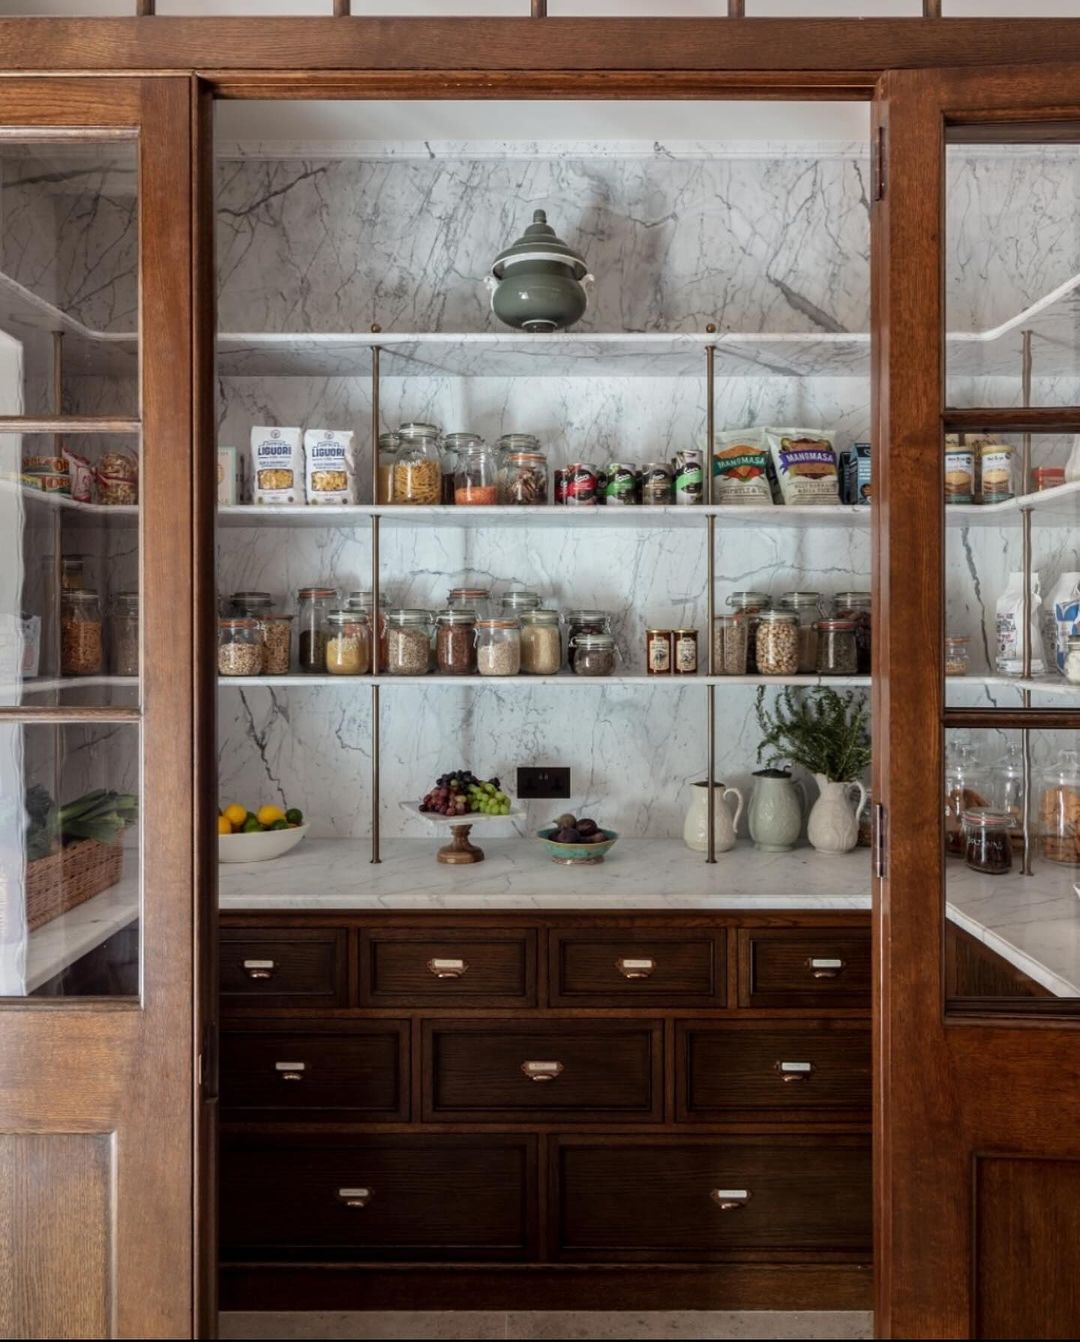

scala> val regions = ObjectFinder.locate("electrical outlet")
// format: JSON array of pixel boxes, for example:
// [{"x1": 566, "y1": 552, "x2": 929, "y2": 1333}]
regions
[{"x1": 516, "y1": 766, "x2": 572, "y2": 800}]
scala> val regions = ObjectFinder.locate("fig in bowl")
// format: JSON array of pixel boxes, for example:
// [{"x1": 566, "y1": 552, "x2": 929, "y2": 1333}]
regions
[{"x1": 537, "y1": 816, "x2": 618, "y2": 865}]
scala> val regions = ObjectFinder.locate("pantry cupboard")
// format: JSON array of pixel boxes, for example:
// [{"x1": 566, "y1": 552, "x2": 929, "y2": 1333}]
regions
[{"x1": 2, "y1": 14, "x2": 1080, "y2": 1342}]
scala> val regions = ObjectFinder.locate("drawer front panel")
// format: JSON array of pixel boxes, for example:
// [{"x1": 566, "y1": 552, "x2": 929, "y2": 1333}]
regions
[
  {"x1": 221, "y1": 928, "x2": 347, "y2": 1009},
  {"x1": 362, "y1": 928, "x2": 536, "y2": 1007},
  {"x1": 555, "y1": 1138, "x2": 871, "y2": 1259},
  {"x1": 221, "y1": 1022, "x2": 407, "y2": 1120},
  {"x1": 738, "y1": 929, "x2": 871, "y2": 1009},
  {"x1": 550, "y1": 929, "x2": 725, "y2": 1007},
  {"x1": 678, "y1": 1021, "x2": 871, "y2": 1119},
  {"x1": 221, "y1": 1134, "x2": 536, "y2": 1261},
  {"x1": 425, "y1": 1020, "x2": 662, "y2": 1122}
]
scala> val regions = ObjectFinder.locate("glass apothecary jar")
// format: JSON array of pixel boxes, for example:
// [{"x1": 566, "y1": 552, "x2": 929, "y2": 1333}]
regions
[
  {"x1": 834, "y1": 591, "x2": 872, "y2": 673},
  {"x1": 962, "y1": 808, "x2": 1014, "y2": 875},
  {"x1": 444, "y1": 432, "x2": 484, "y2": 505},
  {"x1": 713, "y1": 614, "x2": 748, "y2": 675},
  {"x1": 497, "y1": 432, "x2": 541, "y2": 460},
  {"x1": 218, "y1": 617, "x2": 262, "y2": 677},
  {"x1": 386, "y1": 608, "x2": 433, "y2": 676},
  {"x1": 570, "y1": 631, "x2": 617, "y2": 677},
  {"x1": 448, "y1": 587, "x2": 492, "y2": 619},
  {"x1": 377, "y1": 431, "x2": 400, "y2": 504},
  {"x1": 260, "y1": 613, "x2": 293, "y2": 676},
  {"x1": 562, "y1": 609, "x2": 612, "y2": 663},
  {"x1": 755, "y1": 609, "x2": 799, "y2": 676},
  {"x1": 1037, "y1": 749, "x2": 1080, "y2": 866},
  {"x1": 230, "y1": 590, "x2": 274, "y2": 619},
  {"x1": 296, "y1": 586, "x2": 337, "y2": 674},
  {"x1": 392, "y1": 423, "x2": 442, "y2": 505},
  {"x1": 501, "y1": 450, "x2": 549, "y2": 505},
  {"x1": 726, "y1": 591, "x2": 769, "y2": 666},
  {"x1": 435, "y1": 608, "x2": 477, "y2": 675},
  {"x1": 347, "y1": 590, "x2": 389, "y2": 670},
  {"x1": 501, "y1": 589, "x2": 542, "y2": 619},
  {"x1": 325, "y1": 608, "x2": 371, "y2": 676},
  {"x1": 520, "y1": 608, "x2": 561, "y2": 674},
  {"x1": 945, "y1": 740, "x2": 990, "y2": 858},
  {"x1": 475, "y1": 618, "x2": 521, "y2": 676},
  {"x1": 780, "y1": 591, "x2": 822, "y2": 673},
  {"x1": 990, "y1": 742, "x2": 1026, "y2": 853},
  {"x1": 60, "y1": 590, "x2": 104, "y2": 677},
  {"x1": 944, "y1": 635, "x2": 971, "y2": 677},
  {"x1": 815, "y1": 618, "x2": 858, "y2": 676},
  {"x1": 109, "y1": 592, "x2": 140, "y2": 677},
  {"x1": 454, "y1": 441, "x2": 499, "y2": 506}
]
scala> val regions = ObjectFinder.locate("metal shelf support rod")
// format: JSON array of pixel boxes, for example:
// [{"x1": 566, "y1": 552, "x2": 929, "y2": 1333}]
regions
[{"x1": 1021, "y1": 327, "x2": 1033, "y2": 876}]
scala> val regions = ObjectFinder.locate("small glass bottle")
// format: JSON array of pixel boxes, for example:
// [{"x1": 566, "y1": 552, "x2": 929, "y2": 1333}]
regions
[
  {"x1": 296, "y1": 586, "x2": 337, "y2": 674},
  {"x1": 218, "y1": 617, "x2": 263, "y2": 677},
  {"x1": 109, "y1": 591, "x2": 140, "y2": 677},
  {"x1": 501, "y1": 589, "x2": 542, "y2": 619},
  {"x1": 815, "y1": 618, "x2": 859, "y2": 676},
  {"x1": 392, "y1": 422, "x2": 442, "y2": 505},
  {"x1": 475, "y1": 618, "x2": 521, "y2": 676},
  {"x1": 726, "y1": 591, "x2": 770, "y2": 667},
  {"x1": 60, "y1": 590, "x2": 104, "y2": 677},
  {"x1": 780, "y1": 591, "x2": 823, "y2": 673},
  {"x1": 453, "y1": 441, "x2": 499, "y2": 506},
  {"x1": 944, "y1": 635, "x2": 971, "y2": 677},
  {"x1": 834, "y1": 591, "x2": 872, "y2": 673},
  {"x1": 961, "y1": 808, "x2": 1014, "y2": 875},
  {"x1": 520, "y1": 608, "x2": 562, "y2": 675},
  {"x1": 755, "y1": 609, "x2": 799, "y2": 676},
  {"x1": 570, "y1": 632, "x2": 617, "y2": 677},
  {"x1": 325, "y1": 608, "x2": 371, "y2": 675},
  {"x1": 386, "y1": 608, "x2": 434, "y2": 676},
  {"x1": 435, "y1": 608, "x2": 478, "y2": 675},
  {"x1": 377, "y1": 431, "x2": 400, "y2": 504}
]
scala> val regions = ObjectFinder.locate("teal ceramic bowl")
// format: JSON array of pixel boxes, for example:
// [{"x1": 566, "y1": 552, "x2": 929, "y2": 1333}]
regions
[{"x1": 537, "y1": 826, "x2": 619, "y2": 865}]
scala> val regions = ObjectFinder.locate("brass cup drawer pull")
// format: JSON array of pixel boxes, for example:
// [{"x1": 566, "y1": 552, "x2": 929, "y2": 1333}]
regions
[
  {"x1": 243, "y1": 958, "x2": 275, "y2": 980},
  {"x1": 336, "y1": 1187, "x2": 372, "y2": 1209},
  {"x1": 616, "y1": 956, "x2": 656, "y2": 980},
  {"x1": 710, "y1": 1188, "x2": 751, "y2": 1212},
  {"x1": 521, "y1": 1059, "x2": 564, "y2": 1082},
  {"x1": 807, "y1": 956, "x2": 845, "y2": 979},
  {"x1": 275, "y1": 1061, "x2": 306, "y2": 1082},
  {"x1": 427, "y1": 957, "x2": 469, "y2": 979},
  {"x1": 776, "y1": 1060, "x2": 813, "y2": 1083}
]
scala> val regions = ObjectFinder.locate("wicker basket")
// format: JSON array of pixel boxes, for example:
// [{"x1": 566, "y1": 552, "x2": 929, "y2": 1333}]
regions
[{"x1": 22, "y1": 839, "x2": 124, "y2": 933}]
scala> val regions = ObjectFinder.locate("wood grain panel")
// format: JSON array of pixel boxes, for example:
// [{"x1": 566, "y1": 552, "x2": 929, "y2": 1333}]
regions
[
  {"x1": 0, "y1": 1134, "x2": 111, "y2": 1340},
  {"x1": 549, "y1": 928, "x2": 724, "y2": 1008},
  {"x1": 220, "y1": 928, "x2": 347, "y2": 1008},
  {"x1": 361, "y1": 926, "x2": 535, "y2": 1008},
  {"x1": 738, "y1": 929, "x2": 871, "y2": 1009}
]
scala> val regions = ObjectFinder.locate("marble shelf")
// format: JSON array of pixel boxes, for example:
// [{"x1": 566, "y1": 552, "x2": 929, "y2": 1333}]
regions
[
  {"x1": 3, "y1": 675, "x2": 138, "y2": 705},
  {"x1": 0, "y1": 478, "x2": 138, "y2": 523},
  {"x1": 217, "y1": 672, "x2": 872, "y2": 689}
]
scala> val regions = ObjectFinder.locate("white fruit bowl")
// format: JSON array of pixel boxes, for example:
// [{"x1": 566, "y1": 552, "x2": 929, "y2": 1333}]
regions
[{"x1": 218, "y1": 824, "x2": 307, "y2": 864}]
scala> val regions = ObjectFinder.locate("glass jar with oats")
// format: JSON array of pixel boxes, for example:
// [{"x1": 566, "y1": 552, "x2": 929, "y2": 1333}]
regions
[{"x1": 386, "y1": 608, "x2": 434, "y2": 676}]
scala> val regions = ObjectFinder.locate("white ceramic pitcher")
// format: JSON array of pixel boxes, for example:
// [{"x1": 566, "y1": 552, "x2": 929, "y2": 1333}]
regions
[
  {"x1": 683, "y1": 780, "x2": 745, "y2": 853},
  {"x1": 806, "y1": 774, "x2": 869, "y2": 854}
]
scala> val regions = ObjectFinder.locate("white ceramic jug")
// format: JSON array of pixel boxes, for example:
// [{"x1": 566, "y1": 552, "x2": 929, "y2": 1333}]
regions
[
  {"x1": 683, "y1": 781, "x2": 745, "y2": 853},
  {"x1": 806, "y1": 774, "x2": 869, "y2": 854},
  {"x1": 747, "y1": 768, "x2": 805, "y2": 852}
]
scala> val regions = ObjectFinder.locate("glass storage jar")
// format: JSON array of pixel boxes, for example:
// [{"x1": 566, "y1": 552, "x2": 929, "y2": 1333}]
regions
[
  {"x1": 218, "y1": 617, "x2": 262, "y2": 677},
  {"x1": 570, "y1": 631, "x2": 617, "y2": 677},
  {"x1": 386, "y1": 608, "x2": 433, "y2": 676},
  {"x1": 61, "y1": 555, "x2": 87, "y2": 591},
  {"x1": 780, "y1": 591, "x2": 823, "y2": 672},
  {"x1": 109, "y1": 592, "x2": 140, "y2": 677},
  {"x1": 755, "y1": 609, "x2": 799, "y2": 676},
  {"x1": 945, "y1": 635, "x2": 971, "y2": 677},
  {"x1": 962, "y1": 808, "x2": 1014, "y2": 875},
  {"x1": 945, "y1": 739, "x2": 990, "y2": 857},
  {"x1": 562, "y1": 609, "x2": 613, "y2": 664},
  {"x1": 453, "y1": 441, "x2": 499, "y2": 506},
  {"x1": 448, "y1": 587, "x2": 492, "y2": 619},
  {"x1": 60, "y1": 590, "x2": 104, "y2": 677},
  {"x1": 392, "y1": 423, "x2": 442, "y2": 505},
  {"x1": 520, "y1": 608, "x2": 562, "y2": 674},
  {"x1": 726, "y1": 591, "x2": 769, "y2": 667},
  {"x1": 990, "y1": 742, "x2": 1026, "y2": 854},
  {"x1": 259, "y1": 613, "x2": 293, "y2": 675},
  {"x1": 500, "y1": 450, "x2": 549, "y2": 505},
  {"x1": 377, "y1": 430, "x2": 400, "y2": 504},
  {"x1": 1037, "y1": 749, "x2": 1080, "y2": 866},
  {"x1": 501, "y1": 589, "x2": 542, "y2": 618},
  {"x1": 230, "y1": 590, "x2": 274, "y2": 619},
  {"x1": 834, "y1": 591, "x2": 872, "y2": 673},
  {"x1": 296, "y1": 586, "x2": 337, "y2": 673},
  {"x1": 497, "y1": 432, "x2": 541, "y2": 461},
  {"x1": 815, "y1": 618, "x2": 858, "y2": 676},
  {"x1": 325, "y1": 608, "x2": 371, "y2": 675},
  {"x1": 435, "y1": 608, "x2": 478, "y2": 675},
  {"x1": 475, "y1": 618, "x2": 521, "y2": 676},
  {"x1": 713, "y1": 614, "x2": 748, "y2": 675},
  {"x1": 347, "y1": 591, "x2": 389, "y2": 671}
]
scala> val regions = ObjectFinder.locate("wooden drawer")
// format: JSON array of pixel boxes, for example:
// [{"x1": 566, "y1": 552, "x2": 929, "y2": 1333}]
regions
[
  {"x1": 221, "y1": 1021, "x2": 408, "y2": 1121},
  {"x1": 361, "y1": 927, "x2": 536, "y2": 1008},
  {"x1": 423, "y1": 1019, "x2": 663, "y2": 1123},
  {"x1": 554, "y1": 1136, "x2": 871, "y2": 1260},
  {"x1": 549, "y1": 928, "x2": 725, "y2": 1007},
  {"x1": 738, "y1": 928, "x2": 871, "y2": 1009},
  {"x1": 221, "y1": 928, "x2": 347, "y2": 1009},
  {"x1": 221, "y1": 1133, "x2": 536, "y2": 1262},
  {"x1": 677, "y1": 1020, "x2": 871, "y2": 1121}
]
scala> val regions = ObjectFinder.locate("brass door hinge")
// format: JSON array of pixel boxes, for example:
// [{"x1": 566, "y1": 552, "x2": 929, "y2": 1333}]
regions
[
  {"x1": 872, "y1": 125, "x2": 887, "y2": 203},
  {"x1": 873, "y1": 802, "x2": 887, "y2": 880}
]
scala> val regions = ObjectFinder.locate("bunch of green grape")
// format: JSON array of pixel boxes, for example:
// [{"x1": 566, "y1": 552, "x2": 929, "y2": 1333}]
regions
[{"x1": 466, "y1": 778, "x2": 512, "y2": 815}]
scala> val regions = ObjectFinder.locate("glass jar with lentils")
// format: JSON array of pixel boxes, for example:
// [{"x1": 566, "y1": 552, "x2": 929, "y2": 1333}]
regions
[{"x1": 435, "y1": 608, "x2": 478, "y2": 675}]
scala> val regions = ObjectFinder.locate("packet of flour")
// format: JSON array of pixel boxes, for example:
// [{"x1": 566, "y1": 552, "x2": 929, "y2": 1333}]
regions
[
  {"x1": 712, "y1": 427, "x2": 773, "y2": 505},
  {"x1": 765, "y1": 427, "x2": 839, "y2": 505},
  {"x1": 304, "y1": 428, "x2": 357, "y2": 505},
  {"x1": 996, "y1": 570, "x2": 1044, "y2": 676},
  {"x1": 251, "y1": 426, "x2": 303, "y2": 505}
]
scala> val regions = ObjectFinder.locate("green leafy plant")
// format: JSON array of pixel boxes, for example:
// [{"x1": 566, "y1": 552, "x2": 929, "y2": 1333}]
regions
[
  {"x1": 755, "y1": 687, "x2": 871, "y2": 783},
  {"x1": 25, "y1": 787, "x2": 138, "y2": 860}
]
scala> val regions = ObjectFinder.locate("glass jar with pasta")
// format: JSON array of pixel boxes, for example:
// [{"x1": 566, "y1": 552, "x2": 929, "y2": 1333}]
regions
[{"x1": 392, "y1": 425, "x2": 442, "y2": 505}]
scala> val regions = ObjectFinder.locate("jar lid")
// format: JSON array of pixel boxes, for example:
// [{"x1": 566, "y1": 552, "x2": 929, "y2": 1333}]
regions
[
  {"x1": 727, "y1": 591, "x2": 770, "y2": 607},
  {"x1": 962, "y1": 807, "x2": 1012, "y2": 828},
  {"x1": 574, "y1": 632, "x2": 615, "y2": 649},
  {"x1": 219, "y1": 617, "x2": 257, "y2": 630},
  {"x1": 1034, "y1": 466, "x2": 1065, "y2": 478},
  {"x1": 1068, "y1": 635, "x2": 1080, "y2": 649},
  {"x1": 491, "y1": 209, "x2": 588, "y2": 281},
  {"x1": 387, "y1": 607, "x2": 432, "y2": 624},
  {"x1": 476, "y1": 617, "x2": 520, "y2": 630},
  {"x1": 436, "y1": 607, "x2": 477, "y2": 624},
  {"x1": 646, "y1": 625, "x2": 674, "y2": 634},
  {"x1": 442, "y1": 432, "x2": 484, "y2": 448},
  {"x1": 262, "y1": 612, "x2": 293, "y2": 623},
  {"x1": 835, "y1": 591, "x2": 872, "y2": 606},
  {"x1": 521, "y1": 608, "x2": 560, "y2": 624},
  {"x1": 672, "y1": 627, "x2": 698, "y2": 636},
  {"x1": 945, "y1": 634, "x2": 971, "y2": 645},
  {"x1": 64, "y1": 589, "x2": 100, "y2": 603},
  {"x1": 378, "y1": 430, "x2": 401, "y2": 450},
  {"x1": 232, "y1": 590, "x2": 274, "y2": 608},
  {"x1": 507, "y1": 451, "x2": 547, "y2": 464},
  {"x1": 498, "y1": 433, "x2": 541, "y2": 450},
  {"x1": 564, "y1": 608, "x2": 609, "y2": 621},
  {"x1": 61, "y1": 554, "x2": 86, "y2": 567},
  {"x1": 327, "y1": 608, "x2": 368, "y2": 626},
  {"x1": 641, "y1": 461, "x2": 671, "y2": 472},
  {"x1": 347, "y1": 590, "x2": 388, "y2": 607},
  {"x1": 977, "y1": 440, "x2": 1013, "y2": 454},
  {"x1": 397, "y1": 421, "x2": 440, "y2": 440},
  {"x1": 780, "y1": 591, "x2": 821, "y2": 606},
  {"x1": 816, "y1": 618, "x2": 856, "y2": 631},
  {"x1": 759, "y1": 608, "x2": 797, "y2": 623},
  {"x1": 501, "y1": 590, "x2": 541, "y2": 608},
  {"x1": 298, "y1": 586, "x2": 337, "y2": 599},
  {"x1": 113, "y1": 591, "x2": 140, "y2": 607}
]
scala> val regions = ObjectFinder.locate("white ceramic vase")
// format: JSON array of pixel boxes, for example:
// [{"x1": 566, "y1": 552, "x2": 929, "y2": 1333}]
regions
[
  {"x1": 806, "y1": 774, "x2": 868, "y2": 854},
  {"x1": 683, "y1": 781, "x2": 745, "y2": 853}
]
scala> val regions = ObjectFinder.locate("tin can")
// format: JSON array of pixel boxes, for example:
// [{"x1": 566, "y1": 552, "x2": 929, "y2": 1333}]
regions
[
  {"x1": 1032, "y1": 466, "x2": 1065, "y2": 492},
  {"x1": 978, "y1": 441, "x2": 1014, "y2": 505},
  {"x1": 565, "y1": 462, "x2": 599, "y2": 507},
  {"x1": 604, "y1": 462, "x2": 639, "y2": 506},
  {"x1": 674, "y1": 449, "x2": 704, "y2": 505},
  {"x1": 944, "y1": 447, "x2": 975, "y2": 505},
  {"x1": 673, "y1": 627, "x2": 699, "y2": 675},
  {"x1": 595, "y1": 464, "x2": 608, "y2": 504},
  {"x1": 640, "y1": 462, "x2": 674, "y2": 505},
  {"x1": 646, "y1": 627, "x2": 673, "y2": 675},
  {"x1": 553, "y1": 467, "x2": 568, "y2": 505}
]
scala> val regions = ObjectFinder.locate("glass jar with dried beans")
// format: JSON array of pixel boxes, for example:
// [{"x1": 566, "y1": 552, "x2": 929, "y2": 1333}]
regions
[
  {"x1": 755, "y1": 609, "x2": 799, "y2": 676},
  {"x1": 386, "y1": 608, "x2": 434, "y2": 676},
  {"x1": 1037, "y1": 750, "x2": 1080, "y2": 866},
  {"x1": 815, "y1": 618, "x2": 859, "y2": 676},
  {"x1": 392, "y1": 423, "x2": 442, "y2": 505},
  {"x1": 326, "y1": 609, "x2": 371, "y2": 675},
  {"x1": 109, "y1": 592, "x2": 140, "y2": 677},
  {"x1": 297, "y1": 586, "x2": 337, "y2": 674},
  {"x1": 834, "y1": 591, "x2": 872, "y2": 673},
  {"x1": 475, "y1": 618, "x2": 521, "y2": 676},
  {"x1": 961, "y1": 808, "x2": 1013, "y2": 875},
  {"x1": 520, "y1": 608, "x2": 562, "y2": 675},
  {"x1": 260, "y1": 614, "x2": 293, "y2": 675},
  {"x1": 562, "y1": 609, "x2": 613, "y2": 666},
  {"x1": 779, "y1": 591, "x2": 823, "y2": 673},
  {"x1": 435, "y1": 608, "x2": 478, "y2": 675},
  {"x1": 501, "y1": 450, "x2": 549, "y2": 505},
  {"x1": 60, "y1": 590, "x2": 103, "y2": 677},
  {"x1": 218, "y1": 618, "x2": 263, "y2": 677},
  {"x1": 726, "y1": 591, "x2": 769, "y2": 667},
  {"x1": 347, "y1": 590, "x2": 389, "y2": 671},
  {"x1": 570, "y1": 632, "x2": 617, "y2": 677},
  {"x1": 713, "y1": 615, "x2": 748, "y2": 675}
]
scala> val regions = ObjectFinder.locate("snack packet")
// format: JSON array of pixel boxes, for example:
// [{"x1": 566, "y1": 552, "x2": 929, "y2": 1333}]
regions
[
  {"x1": 712, "y1": 427, "x2": 772, "y2": 505},
  {"x1": 765, "y1": 427, "x2": 839, "y2": 505}
]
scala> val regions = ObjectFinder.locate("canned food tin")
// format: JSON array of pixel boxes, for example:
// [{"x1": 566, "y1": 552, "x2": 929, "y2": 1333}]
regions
[
  {"x1": 646, "y1": 627, "x2": 673, "y2": 675},
  {"x1": 595, "y1": 464, "x2": 608, "y2": 504},
  {"x1": 640, "y1": 462, "x2": 674, "y2": 505},
  {"x1": 553, "y1": 467, "x2": 568, "y2": 505},
  {"x1": 604, "y1": 462, "x2": 639, "y2": 506},
  {"x1": 565, "y1": 462, "x2": 599, "y2": 507},
  {"x1": 944, "y1": 446, "x2": 975, "y2": 505},
  {"x1": 674, "y1": 449, "x2": 704, "y2": 505}
]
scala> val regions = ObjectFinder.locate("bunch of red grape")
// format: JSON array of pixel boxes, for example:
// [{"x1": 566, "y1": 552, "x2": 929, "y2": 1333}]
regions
[{"x1": 419, "y1": 770, "x2": 511, "y2": 817}]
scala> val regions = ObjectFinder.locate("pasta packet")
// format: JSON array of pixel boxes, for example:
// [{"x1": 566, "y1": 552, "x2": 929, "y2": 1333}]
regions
[{"x1": 304, "y1": 428, "x2": 357, "y2": 505}]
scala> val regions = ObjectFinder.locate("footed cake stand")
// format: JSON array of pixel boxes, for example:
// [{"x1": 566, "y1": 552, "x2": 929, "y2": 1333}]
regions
[{"x1": 399, "y1": 801, "x2": 527, "y2": 864}]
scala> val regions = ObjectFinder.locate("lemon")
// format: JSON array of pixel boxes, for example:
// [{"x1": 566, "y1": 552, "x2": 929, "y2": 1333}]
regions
[
  {"x1": 256, "y1": 804, "x2": 285, "y2": 827},
  {"x1": 223, "y1": 803, "x2": 247, "y2": 828},
  {"x1": 217, "y1": 815, "x2": 233, "y2": 835}
]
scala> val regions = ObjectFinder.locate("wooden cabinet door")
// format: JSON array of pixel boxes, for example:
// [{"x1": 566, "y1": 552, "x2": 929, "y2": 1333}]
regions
[
  {"x1": 873, "y1": 65, "x2": 1080, "y2": 1340},
  {"x1": 0, "y1": 78, "x2": 213, "y2": 1339}
]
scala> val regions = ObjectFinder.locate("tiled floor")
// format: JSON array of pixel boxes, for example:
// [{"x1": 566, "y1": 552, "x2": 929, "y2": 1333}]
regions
[{"x1": 219, "y1": 1311, "x2": 874, "y2": 1340}]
